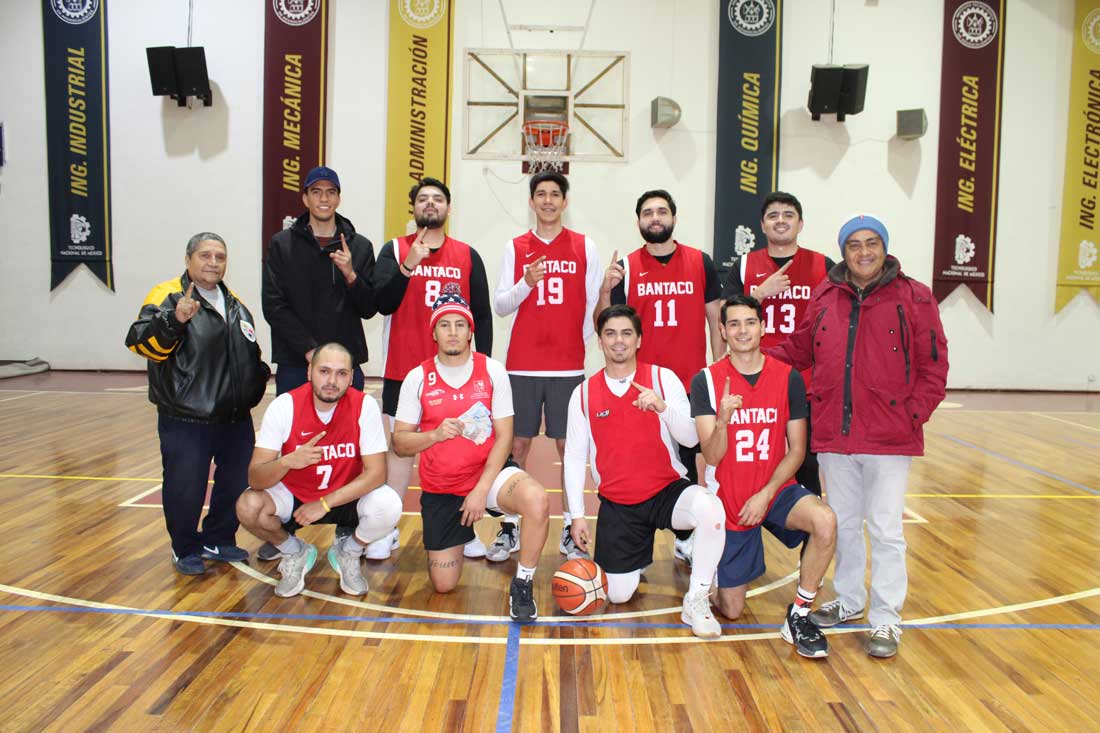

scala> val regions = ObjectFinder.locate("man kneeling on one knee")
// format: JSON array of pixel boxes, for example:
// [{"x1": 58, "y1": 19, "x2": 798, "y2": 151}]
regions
[
  {"x1": 693, "y1": 295, "x2": 837, "y2": 657},
  {"x1": 392, "y1": 294, "x2": 550, "y2": 621},
  {"x1": 238, "y1": 342, "x2": 402, "y2": 598},
  {"x1": 564, "y1": 304, "x2": 727, "y2": 639}
]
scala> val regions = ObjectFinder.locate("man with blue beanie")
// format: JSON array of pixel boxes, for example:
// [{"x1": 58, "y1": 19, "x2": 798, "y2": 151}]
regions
[{"x1": 767, "y1": 213, "x2": 949, "y2": 658}]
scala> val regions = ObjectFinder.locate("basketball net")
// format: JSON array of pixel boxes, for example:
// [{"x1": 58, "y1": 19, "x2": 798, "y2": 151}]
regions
[{"x1": 522, "y1": 121, "x2": 569, "y2": 174}]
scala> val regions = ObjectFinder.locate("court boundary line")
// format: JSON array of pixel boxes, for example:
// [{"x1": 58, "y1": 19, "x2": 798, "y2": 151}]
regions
[
  {"x1": 1, "y1": 582, "x2": 1097, "y2": 647},
  {"x1": 941, "y1": 434, "x2": 1100, "y2": 495}
]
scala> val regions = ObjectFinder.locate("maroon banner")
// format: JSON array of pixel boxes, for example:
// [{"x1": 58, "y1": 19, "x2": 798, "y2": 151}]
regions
[
  {"x1": 931, "y1": 0, "x2": 1006, "y2": 309},
  {"x1": 262, "y1": 0, "x2": 329, "y2": 258}
]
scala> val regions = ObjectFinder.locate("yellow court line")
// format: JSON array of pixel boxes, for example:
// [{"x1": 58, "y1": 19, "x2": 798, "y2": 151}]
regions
[
  {"x1": 906, "y1": 493, "x2": 1100, "y2": 499},
  {"x1": 0, "y1": 583, "x2": 504, "y2": 645},
  {"x1": 0, "y1": 473, "x2": 160, "y2": 483},
  {"x1": 1028, "y1": 412, "x2": 1100, "y2": 434}
]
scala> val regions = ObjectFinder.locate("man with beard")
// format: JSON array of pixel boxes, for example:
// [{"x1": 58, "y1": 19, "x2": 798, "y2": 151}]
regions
[
  {"x1": 393, "y1": 295, "x2": 550, "y2": 620},
  {"x1": 563, "y1": 304, "x2": 725, "y2": 638},
  {"x1": 368, "y1": 177, "x2": 493, "y2": 561},
  {"x1": 238, "y1": 343, "x2": 402, "y2": 598},
  {"x1": 721, "y1": 192, "x2": 835, "y2": 500},
  {"x1": 258, "y1": 166, "x2": 378, "y2": 562},
  {"x1": 595, "y1": 189, "x2": 723, "y2": 562}
]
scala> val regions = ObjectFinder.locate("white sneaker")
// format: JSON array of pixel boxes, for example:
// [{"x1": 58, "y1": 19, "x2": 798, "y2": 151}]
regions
[
  {"x1": 681, "y1": 589, "x2": 721, "y2": 639},
  {"x1": 364, "y1": 528, "x2": 399, "y2": 560},
  {"x1": 673, "y1": 533, "x2": 694, "y2": 565},
  {"x1": 463, "y1": 537, "x2": 488, "y2": 558},
  {"x1": 274, "y1": 543, "x2": 317, "y2": 598},
  {"x1": 327, "y1": 542, "x2": 368, "y2": 596},
  {"x1": 486, "y1": 522, "x2": 520, "y2": 562},
  {"x1": 559, "y1": 524, "x2": 590, "y2": 560}
]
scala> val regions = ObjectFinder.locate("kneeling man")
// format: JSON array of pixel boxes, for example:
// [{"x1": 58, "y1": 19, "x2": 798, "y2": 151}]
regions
[
  {"x1": 392, "y1": 295, "x2": 550, "y2": 620},
  {"x1": 693, "y1": 295, "x2": 837, "y2": 657},
  {"x1": 238, "y1": 342, "x2": 402, "y2": 597},
  {"x1": 564, "y1": 304, "x2": 726, "y2": 638}
]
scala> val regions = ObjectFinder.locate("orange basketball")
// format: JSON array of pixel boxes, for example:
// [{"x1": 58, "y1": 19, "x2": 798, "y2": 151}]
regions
[{"x1": 552, "y1": 558, "x2": 608, "y2": 615}]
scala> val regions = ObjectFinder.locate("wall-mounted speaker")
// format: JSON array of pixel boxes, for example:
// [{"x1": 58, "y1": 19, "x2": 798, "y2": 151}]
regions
[
  {"x1": 807, "y1": 65, "x2": 844, "y2": 120},
  {"x1": 145, "y1": 46, "x2": 212, "y2": 107},
  {"x1": 838, "y1": 65, "x2": 869, "y2": 121},
  {"x1": 896, "y1": 109, "x2": 928, "y2": 140},
  {"x1": 146, "y1": 46, "x2": 177, "y2": 96}
]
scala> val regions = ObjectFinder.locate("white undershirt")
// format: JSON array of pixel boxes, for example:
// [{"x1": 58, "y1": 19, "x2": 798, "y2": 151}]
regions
[{"x1": 195, "y1": 284, "x2": 225, "y2": 319}]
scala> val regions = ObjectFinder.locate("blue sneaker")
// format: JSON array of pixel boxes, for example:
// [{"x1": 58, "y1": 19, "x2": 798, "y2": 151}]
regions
[
  {"x1": 200, "y1": 545, "x2": 249, "y2": 562},
  {"x1": 173, "y1": 553, "x2": 206, "y2": 576}
]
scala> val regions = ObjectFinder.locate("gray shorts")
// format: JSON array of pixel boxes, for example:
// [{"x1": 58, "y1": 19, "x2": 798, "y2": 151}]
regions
[{"x1": 509, "y1": 374, "x2": 583, "y2": 439}]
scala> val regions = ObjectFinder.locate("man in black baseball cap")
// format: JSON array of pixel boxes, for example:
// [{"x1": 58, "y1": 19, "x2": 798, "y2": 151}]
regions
[{"x1": 258, "y1": 165, "x2": 378, "y2": 561}]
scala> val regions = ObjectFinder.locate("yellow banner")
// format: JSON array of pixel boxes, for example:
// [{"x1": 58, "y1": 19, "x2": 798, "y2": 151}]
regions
[
  {"x1": 384, "y1": 0, "x2": 454, "y2": 240},
  {"x1": 1057, "y1": 1, "x2": 1100, "y2": 311}
]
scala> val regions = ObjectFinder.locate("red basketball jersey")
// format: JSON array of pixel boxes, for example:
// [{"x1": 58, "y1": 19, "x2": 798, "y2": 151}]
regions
[
  {"x1": 741, "y1": 247, "x2": 826, "y2": 391},
  {"x1": 706, "y1": 356, "x2": 792, "y2": 531},
  {"x1": 625, "y1": 243, "x2": 708, "y2": 392},
  {"x1": 581, "y1": 363, "x2": 682, "y2": 505},
  {"x1": 505, "y1": 229, "x2": 589, "y2": 372},
  {"x1": 382, "y1": 235, "x2": 474, "y2": 380},
  {"x1": 416, "y1": 353, "x2": 496, "y2": 496},
  {"x1": 281, "y1": 385, "x2": 365, "y2": 503}
]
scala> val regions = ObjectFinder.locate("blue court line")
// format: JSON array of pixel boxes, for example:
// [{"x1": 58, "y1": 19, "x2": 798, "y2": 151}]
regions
[
  {"x1": 3, "y1": 605, "x2": 1100, "y2": 633},
  {"x1": 495, "y1": 624, "x2": 522, "y2": 733},
  {"x1": 940, "y1": 434, "x2": 1100, "y2": 495}
]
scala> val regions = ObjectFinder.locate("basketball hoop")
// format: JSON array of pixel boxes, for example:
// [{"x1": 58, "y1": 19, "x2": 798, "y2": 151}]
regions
[{"x1": 522, "y1": 120, "x2": 569, "y2": 174}]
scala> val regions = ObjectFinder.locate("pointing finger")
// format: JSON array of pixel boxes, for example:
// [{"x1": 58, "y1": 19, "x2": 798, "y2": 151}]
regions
[
  {"x1": 305, "y1": 430, "x2": 327, "y2": 447},
  {"x1": 341, "y1": 234, "x2": 350, "y2": 254},
  {"x1": 630, "y1": 381, "x2": 646, "y2": 392},
  {"x1": 610, "y1": 249, "x2": 618, "y2": 265},
  {"x1": 777, "y1": 260, "x2": 793, "y2": 274},
  {"x1": 722, "y1": 377, "x2": 730, "y2": 398},
  {"x1": 184, "y1": 283, "x2": 195, "y2": 299}
]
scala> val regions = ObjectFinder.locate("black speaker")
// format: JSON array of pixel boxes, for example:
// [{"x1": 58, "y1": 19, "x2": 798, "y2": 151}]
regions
[
  {"x1": 838, "y1": 65, "x2": 869, "y2": 121},
  {"x1": 807, "y1": 65, "x2": 843, "y2": 121},
  {"x1": 146, "y1": 46, "x2": 177, "y2": 96},
  {"x1": 173, "y1": 47, "x2": 210, "y2": 99}
]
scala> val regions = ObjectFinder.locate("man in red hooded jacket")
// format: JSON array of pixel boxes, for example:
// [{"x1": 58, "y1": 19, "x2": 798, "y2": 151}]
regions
[{"x1": 767, "y1": 214, "x2": 948, "y2": 659}]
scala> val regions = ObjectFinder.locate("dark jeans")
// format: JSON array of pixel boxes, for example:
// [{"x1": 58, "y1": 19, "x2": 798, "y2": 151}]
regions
[
  {"x1": 157, "y1": 414, "x2": 254, "y2": 558},
  {"x1": 275, "y1": 363, "x2": 365, "y2": 395}
]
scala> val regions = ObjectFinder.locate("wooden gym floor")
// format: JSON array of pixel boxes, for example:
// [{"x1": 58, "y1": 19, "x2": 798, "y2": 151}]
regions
[{"x1": 0, "y1": 372, "x2": 1098, "y2": 732}]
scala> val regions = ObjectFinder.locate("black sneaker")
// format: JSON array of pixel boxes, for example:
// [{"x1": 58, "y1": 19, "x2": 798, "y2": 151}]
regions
[
  {"x1": 780, "y1": 604, "x2": 829, "y2": 658},
  {"x1": 509, "y1": 577, "x2": 537, "y2": 621}
]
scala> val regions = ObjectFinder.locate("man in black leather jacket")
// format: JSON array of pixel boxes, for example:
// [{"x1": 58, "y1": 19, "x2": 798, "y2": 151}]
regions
[{"x1": 126, "y1": 232, "x2": 271, "y2": 575}]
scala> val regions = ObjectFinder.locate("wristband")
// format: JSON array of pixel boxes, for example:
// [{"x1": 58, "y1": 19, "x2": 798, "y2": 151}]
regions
[
  {"x1": 319, "y1": 496, "x2": 331, "y2": 513},
  {"x1": 399, "y1": 262, "x2": 414, "y2": 277}
]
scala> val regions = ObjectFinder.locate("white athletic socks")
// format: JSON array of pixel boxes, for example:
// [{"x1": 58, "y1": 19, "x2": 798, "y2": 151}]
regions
[
  {"x1": 793, "y1": 586, "x2": 817, "y2": 616},
  {"x1": 277, "y1": 535, "x2": 304, "y2": 555},
  {"x1": 516, "y1": 563, "x2": 536, "y2": 581}
]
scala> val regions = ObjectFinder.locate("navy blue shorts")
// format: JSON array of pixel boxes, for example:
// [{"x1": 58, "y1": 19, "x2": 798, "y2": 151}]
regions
[{"x1": 717, "y1": 483, "x2": 811, "y2": 588}]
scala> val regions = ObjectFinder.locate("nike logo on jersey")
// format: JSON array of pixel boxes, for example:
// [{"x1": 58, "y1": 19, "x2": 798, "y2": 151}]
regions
[
  {"x1": 755, "y1": 272, "x2": 768, "y2": 277},
  {"x1": 524, "y1": 250, "x2": 537, "y2": 259},
  {"x1": 637, "y1": 271, "x2": 649, "y2": 277},
  {"x1": 300, "y1": 431, "x2": 313, "y2": 437}
]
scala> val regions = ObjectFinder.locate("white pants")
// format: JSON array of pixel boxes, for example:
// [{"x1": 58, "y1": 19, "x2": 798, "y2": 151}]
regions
[
  {"x1": 818, "y1": 453, "x2": 912, "y2": 627},
  {"x1": 266, "y1": 483, "x2": 403, "y2": 546}
]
